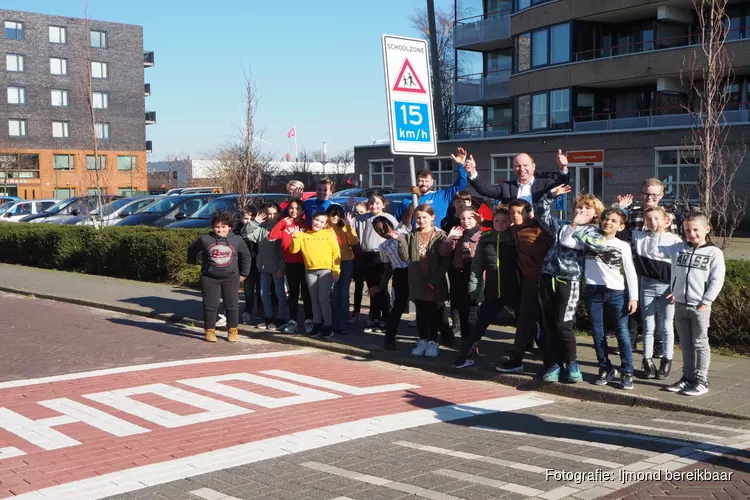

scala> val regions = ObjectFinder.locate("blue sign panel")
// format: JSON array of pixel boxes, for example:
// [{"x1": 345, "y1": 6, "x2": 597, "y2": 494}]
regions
[
  {"x1": 555, "y1": 194, "x2": 566, "y2": 211},
  {"x1": 393, "y1": 101, "x2": 431, "y2": 143}
]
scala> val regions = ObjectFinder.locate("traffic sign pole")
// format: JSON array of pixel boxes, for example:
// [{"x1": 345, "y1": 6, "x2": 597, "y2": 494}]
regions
[{"x1": 409, "y1": 157, "x2": 418, "y2": 210}]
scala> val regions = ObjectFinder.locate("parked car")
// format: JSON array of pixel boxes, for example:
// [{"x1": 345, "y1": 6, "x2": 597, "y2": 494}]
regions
[
  {"x1": 327, "y1": 187, "x2": 395, "y2": 207},
  {"x1": 165, "y1": 194, "x2": 241, "y2": 229},
  {"x1": 115, "y1": 194, "x2": 221, "y2": 227},
  {"x1": 0, "y1": 199, "x2": 57, "y2": 222},
  {"x1": 0, "y1": 196, "x2": 23, "y2": 204},
  {"x1": 20, "y1": 196, "x2": 124, "y2": 223},
  {"x1": 50, "y1": 196, "x2": 162, "y2": 226},
  {"x1": 165, "y1": 187, "x2": 223, "y2": 196}
]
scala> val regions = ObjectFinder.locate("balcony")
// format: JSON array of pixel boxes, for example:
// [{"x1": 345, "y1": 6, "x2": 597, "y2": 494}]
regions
[
  {"x1": 144, "y1": 51, "x2": 155, "y2": 67},
  {"x1": 455, "y1": 70, "x2": 511, "y2": 105},
  {"x1": 145, "y1": 111, "x2": 157, "y2": 125},
  {"x1": 144, "y1": 83, "x2": 151, "y2": 96},
  {"x1": 573, "y1": 107, "x2": 750, "y2": 132},
  {"x1": 146, "y1": 140, "x2": 153, "y2": 153},
  {"x1": 454, "y1": 9, "x2": 512, "y2": 51},
  {"x1": 452, "y1": 126, "x2": 511, "y2": 139}
]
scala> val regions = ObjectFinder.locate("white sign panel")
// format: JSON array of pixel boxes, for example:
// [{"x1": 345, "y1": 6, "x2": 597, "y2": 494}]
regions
[{"x1": 381, "y1": 35, "x2": 437, "y2": 156}]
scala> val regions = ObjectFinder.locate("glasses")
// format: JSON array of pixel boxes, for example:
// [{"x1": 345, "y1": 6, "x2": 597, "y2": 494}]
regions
[{"x1": 642, "y1": 192, "x2": 662, "y2": 199}]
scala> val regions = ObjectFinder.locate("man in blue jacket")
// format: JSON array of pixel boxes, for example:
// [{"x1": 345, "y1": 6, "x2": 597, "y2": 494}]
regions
[{"x1": 393, "y1": 148, "x2": 469, "y2": 228}]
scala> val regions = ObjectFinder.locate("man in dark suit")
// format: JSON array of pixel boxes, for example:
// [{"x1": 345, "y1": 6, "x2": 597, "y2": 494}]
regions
[{"x1": 463, "y1": 150, "x2": 570, "y2": 205}]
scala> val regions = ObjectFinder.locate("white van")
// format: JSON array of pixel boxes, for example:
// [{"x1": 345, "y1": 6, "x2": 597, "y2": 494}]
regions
[{"x1": 0, "y1": 199, "x2": 58, "y2": 222}]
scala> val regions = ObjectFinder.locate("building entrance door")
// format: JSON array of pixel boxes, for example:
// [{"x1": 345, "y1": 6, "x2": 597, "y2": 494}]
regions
[{"x1": 566, "y1": 166, "x2": 603, "y2": 219}]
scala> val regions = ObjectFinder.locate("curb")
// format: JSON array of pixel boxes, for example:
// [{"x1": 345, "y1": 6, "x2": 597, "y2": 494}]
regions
[{"x1": 3, "y1": 285, "x2": 749, "y2": 421}]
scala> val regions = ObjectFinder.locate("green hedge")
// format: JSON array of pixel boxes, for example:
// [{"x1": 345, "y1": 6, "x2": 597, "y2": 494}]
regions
[{"x1": 0, "y1": 224, "x2": 203, "y2": 286}]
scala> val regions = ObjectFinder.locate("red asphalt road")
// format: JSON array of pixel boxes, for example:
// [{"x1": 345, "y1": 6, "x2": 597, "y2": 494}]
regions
[{"x1": 0, "y1": 293, "x2": 518, "y2": 498}]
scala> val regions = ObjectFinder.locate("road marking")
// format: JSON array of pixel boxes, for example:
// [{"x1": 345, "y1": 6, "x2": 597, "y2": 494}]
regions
[
  {"x1": 260, "y1": 369, "x2": 420, "y2": 394},
  {"x1": 538, "y1": 413, "x2": 723, "y2": 440},
  {"x1": 539, "y1": 486, "x2": 582, "y2": 500},
  {"x1": 651, "y1": 418, "x2": 748, "y2": 433},
  {"x1": 471, "y1": 425, "x2": 655, "y2": 456},
  {"x1": 190, "y1": 488, "x2": 241, "y2": 500},
  {"x1": 516, "y1": 445, "x2": 623, "y2": 468},
  {"x1": 0, "y1": 350, "x2": 313, "y2": 389},
  {"x1": 301, "y1": 462, "x2": 466, "y2": 499},
  {"x1": 393, "y1": 440, "x2": 547, "y2": 473},
  {"x1": 590, "y1": 429, "x2": 700, "y2": 447},
  {"x1": 433, "y1": 469, "x2": 544, "y2": 496},
  {"x1": 8, "y1": 394, "x2": 552, "y2": 500}
]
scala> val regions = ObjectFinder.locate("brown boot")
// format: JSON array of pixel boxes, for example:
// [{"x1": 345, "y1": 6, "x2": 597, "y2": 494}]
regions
[
  {"x1": 205, "y1": 328, "x2": 217, "y2": 342},
  {"x1": 227, "y1": 327, "x2": 239, "y2": 342}
]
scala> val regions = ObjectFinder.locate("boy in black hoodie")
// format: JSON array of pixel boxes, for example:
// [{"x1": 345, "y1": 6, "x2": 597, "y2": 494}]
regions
[{"x1": 188, "y1": 211, "x2": 252, "y2": 342}]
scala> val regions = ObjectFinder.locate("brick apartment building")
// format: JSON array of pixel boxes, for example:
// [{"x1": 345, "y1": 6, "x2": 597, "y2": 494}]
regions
[
  {"x1": 354, "y1": 0, "x2": 750, "y2": 221},
  {"x1": 0, "y1": 8, "x2": 154, "y2": 199}
]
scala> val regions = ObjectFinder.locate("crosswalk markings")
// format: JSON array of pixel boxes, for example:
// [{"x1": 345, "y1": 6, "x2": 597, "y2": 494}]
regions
[
  {"x1": 538, "y1": 413, "x2": 724, "y2": 440},
  {"x1": 190, "y1": 488, "x2": 241, "y2": 500},
  {"x1": 300, "y1": 462, "x2": 466, "y2": 500},
  {"x1": 651, "y1": 417, "x2": 748, "y2": 434},
  {"x1": 393, "y1": 440, "x2": 548, "y2": 473},
  {"x1": 471, "y1": 425, "x2": 656, "y2": 456},
  {"x1": 432, "y1": 469, "x2": 544, "y2": 496},
  {"x1": 516, "y1": 445, "x2": 623, "y2": 468},
  {"x1": 589, "y1": 429, "x2": 698, "y2": 447}
]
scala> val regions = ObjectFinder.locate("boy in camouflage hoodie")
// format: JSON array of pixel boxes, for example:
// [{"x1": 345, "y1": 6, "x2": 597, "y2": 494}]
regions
[{"x1": 535, "y1": 185, "x2": 607, "y2": 383}]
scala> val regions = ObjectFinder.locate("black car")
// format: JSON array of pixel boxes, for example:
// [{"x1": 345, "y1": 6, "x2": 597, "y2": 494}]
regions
[
  {"x1": 20, "y1": 195, "x2": 123, "y2": 223},
  {"x1": 115, "y1": 194, "x2": 220, "y2": 227},
  {"x1": 165, "y1": 193, "x2": 289, "y2": 229}
]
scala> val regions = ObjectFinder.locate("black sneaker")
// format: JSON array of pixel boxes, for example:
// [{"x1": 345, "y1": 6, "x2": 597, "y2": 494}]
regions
[
  {"x1": 496, "y1": 357, "x2": 524, "y2": 374},
  {"x1": 321, "y1": 326, "x2": 334, "y2": 340},
  {"x1": 309, "y1": 323, "x2": 323, "y2": 338},
  {"x1": 680, "y1": 380, "x2": 709, "y2": 396},
  {"x1": 621, "y1": 374, "x2": 634, "y2": 390},
  {"x1": 642, "y1": 358, "x2": 657, "y2": 379},
  {"x1": 453, "y1": 355, "x2": 475, "y2": 369},
  {"x1": 594, "y1": 366, "x2": 618, "y2": 386},
  {"x1": 384, "y1": 337, "x2": 397, "y2": 351},
  {"x1": 373, "y1": 322, "x2": 386, "y2": 334},
  {"x1": 656, "y1": 358, "x2": 672, "y2": 380},
  {"x1": 664, "y1": 377, "x2": 691, "y2": 393},
  {"x1": 363, "y1": 320, "x2": 378, "y2": 333}
]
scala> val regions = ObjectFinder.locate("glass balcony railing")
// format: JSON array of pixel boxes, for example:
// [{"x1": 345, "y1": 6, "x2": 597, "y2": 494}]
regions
[
  {"x1": 454, "y1": 70, "x2": 511, "y2": 104},
  {"x1": 452, "y1": 126, "x2": 511, "y2": 139},
  {"x1": 573, "y1": 106, "x2": 750, "y2": 132},
  {"x1": 454, "y1": 9, "x2": 511, "y2": 49}
]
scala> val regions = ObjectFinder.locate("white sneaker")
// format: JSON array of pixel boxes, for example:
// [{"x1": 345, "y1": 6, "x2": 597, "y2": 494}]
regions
[
  {"x1": 411, "y1": 340, "x2": 428, "y2": 357},
  {"x1": 216, "y1": 314, "x2": 227, "y2": 328},
  {"x1": 304, "y1": 319, "x2": 314, "y2": 335},
  {"x1": 281, "y1": 320, "x2": 298, "y2": 334},
  {"x1": 242, "y1": 312, "x2": 251, "y2": 324},
  {"x1": 425, "y1": 341, "x2": 440, "y2": 358}
]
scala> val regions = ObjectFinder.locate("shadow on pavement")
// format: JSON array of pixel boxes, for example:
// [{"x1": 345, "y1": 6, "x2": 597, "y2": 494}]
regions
[
  {"x1": 107, "y1": 317, "x2": 204, "y2": 340},
  {"x1": 118, "y1": 296, "x2": 201, "y2": 321}
]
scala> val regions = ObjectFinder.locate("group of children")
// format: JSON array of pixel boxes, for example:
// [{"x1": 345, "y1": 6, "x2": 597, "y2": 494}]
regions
[{"x1": 189, "y1": 164, "x2": 726, "y2": 398}]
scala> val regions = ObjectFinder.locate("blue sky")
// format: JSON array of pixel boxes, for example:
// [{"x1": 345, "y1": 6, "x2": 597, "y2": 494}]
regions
[{"x1": 7, "y1": 0, "x2": 459, "y2": 160}]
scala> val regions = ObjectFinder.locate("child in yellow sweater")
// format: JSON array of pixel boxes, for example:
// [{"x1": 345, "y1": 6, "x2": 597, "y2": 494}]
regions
[{"x1": 289, "y1": 212, "x2": 341, "y2": 339}]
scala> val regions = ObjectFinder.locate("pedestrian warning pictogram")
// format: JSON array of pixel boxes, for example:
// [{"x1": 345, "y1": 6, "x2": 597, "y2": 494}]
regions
[{"x1": 392, "y1": 59, "x2": 426, "y2": 94}]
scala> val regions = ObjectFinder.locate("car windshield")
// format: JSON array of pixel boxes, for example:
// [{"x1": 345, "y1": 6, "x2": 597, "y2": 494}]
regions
[
  {"x1": 190, "y1": 197, "x2": 237, "y2": 219},
  {"x1": 0, "y1": 202, "x2": 12, "y2": 215},
  {"x1": 142, "y1": 197, "x2": 185, "y2": 214},
  {"x1": 93, "y1": 198, "x2": 133, "y2": 216},
  {"x1": 334, "y1": 189, "x2": 360, "y2": 197},
  {"x1": 43, "y1": 199, "x2": 73, "y2": 214}
]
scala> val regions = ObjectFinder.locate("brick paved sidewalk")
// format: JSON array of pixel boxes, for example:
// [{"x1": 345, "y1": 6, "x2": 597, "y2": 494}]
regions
[{"x1": 2, "y1": 263, "x2": 750, "y2": 420}]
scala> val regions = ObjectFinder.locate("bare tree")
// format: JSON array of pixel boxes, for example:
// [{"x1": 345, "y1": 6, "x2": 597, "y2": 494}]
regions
[
  {"x1": 328, "y1": 149, "x2": 355, "y2": 189},
  {"x1": 410, "y1": 6, "x2": 481, "y2": 138},
  {"x1": 208, "y1": 71, "x2": 274, "y2": 207},
  {"x1": 681, "y1": 0, "x2": 748, "y2": 247},
  {"x1": 165, "y1": 153, "x2": 190, "y2": 190},
  {"x1": 0, "y1": 152, "x2": 22, "y2": 197}
]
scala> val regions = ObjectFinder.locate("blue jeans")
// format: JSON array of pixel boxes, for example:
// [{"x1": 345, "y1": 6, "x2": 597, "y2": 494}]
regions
[
  {"x1": 586, "y1": 285, "x2": 633, "y2": 375},
  {"x1": 260, "y1": 272, "x2": 288, "y2": 322},
  {"x1": 331, "y1": 260, "x2": 354, "y2": 330}
]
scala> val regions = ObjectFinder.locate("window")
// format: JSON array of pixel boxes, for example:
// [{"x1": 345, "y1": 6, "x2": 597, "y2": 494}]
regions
[
  {"x1": 424, "y1": 158, "x2": 455, "y2": 189},
  {"x1": 95, "y1": 122, "x2": 110, "y2": 140},
  {"x1": 532, "y1": 93, "x2": 548, "y2": 129},
  {"x1": 6, "y1": 54, "x2": 24, "y2": 72},
  {"x1": 52, "y1": 121, "x2": 70, "y2": 138},
  {"x1": 54, "y1": 154, "x2": 74, "y2": 170},
  {"x1": 117, "y1": 156, "x2": 137, "y2": 171},
  {"x1": 87, "y1": 155, "x2": 107, "y2": 170},
  {"x1": 88, "y1": 188, "x2": 105, "y2": 196},
  {"x1": 532, "y1": 29, "x2": 548, "y2": 66},
  {"x1": 491, "y1": 155, "x2": 515, "y2": 184},
  {"x1": 7, "y1": 86, "x2": 25, "y2": 105},
  {"x1": 368, "y1": 159, "x2": 394, "y2": 188},
  {"x1": 54, "y1": 188, "x2": 74, "y2": 198},
  {"x1": 50, "y1": 57, "x2": 68, "y2": 75},
  {"x1": 516, "y1": 94, "x2": 531, "y2": 133},
  {"x1": 550, "y1": 89, "x2": 570, "y2": 129},
  {"x1": 91, "y1": 61, "x2": 108, "y2": 79},
  {"x1": 90, "y1": 30, "x2": 108, "y2": 48},
  {"x1": 49, "y1": 26, "x2": 67, "y2": 44},
  {"x1": 92, "y1": 92, "x2": 109, "y2": 109},
  {"x1": 516, "y1": 33, "x2": 531, "y2": 72},
  {"x1": 550, "y1": 24, "x2": 571, "y2": 64},
  {"x1": 4, "y1": 21, "x2": 23, "y2": 40},
  {"x1": 9, "y1": 119, "x2": 27, "y2": 137},
  {"x1": 655, "y1": 148, "x2": 700, "y2": 203},
  {"x1": 516, "y1": 0, "x2": 531, "y2": 11},
  {"x1": 118, "y1": 188, "x2": 135, "y2": 197},
  {"x1": 51, "y1": 89, "x2": 69, "y2": 107}
]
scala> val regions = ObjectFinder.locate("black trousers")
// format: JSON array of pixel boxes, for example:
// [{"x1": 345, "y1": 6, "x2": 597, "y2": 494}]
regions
[
  {"x1": 415, "y1": 300, "x2": 439, "y2": 342},
  {"x1": 352, "y1": 258, "x2": 366, "y2": 314},
  {"x1": 362, "y1": 252, "x2": 389, "y2": 322},
  {"x1": 449, "y1": 267, "x2": 474, "y2": 339},
  {"x1": 539, "y1": 275, "x2": 580, "y2": 367},
  {"x1": 286, "y1": 262, "x2": 312, "y2": 322},
  {"x1": 511, "y1": 276, "x2": 544, "y2": 360},
  {"x1": 384, "y1": 268, "x2": 410, "y2": 340},
  {"x1": 202, "y1": 274, "x2": 240, "y2": 329}
]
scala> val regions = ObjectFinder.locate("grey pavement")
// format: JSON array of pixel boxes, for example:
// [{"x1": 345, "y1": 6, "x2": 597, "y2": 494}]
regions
[
  {"x1": 2, "y1": 263, "x2": 750, "y2": 420},
  {"x1": 101, "y1": 398, "x2": 750, "y2": 500}
]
